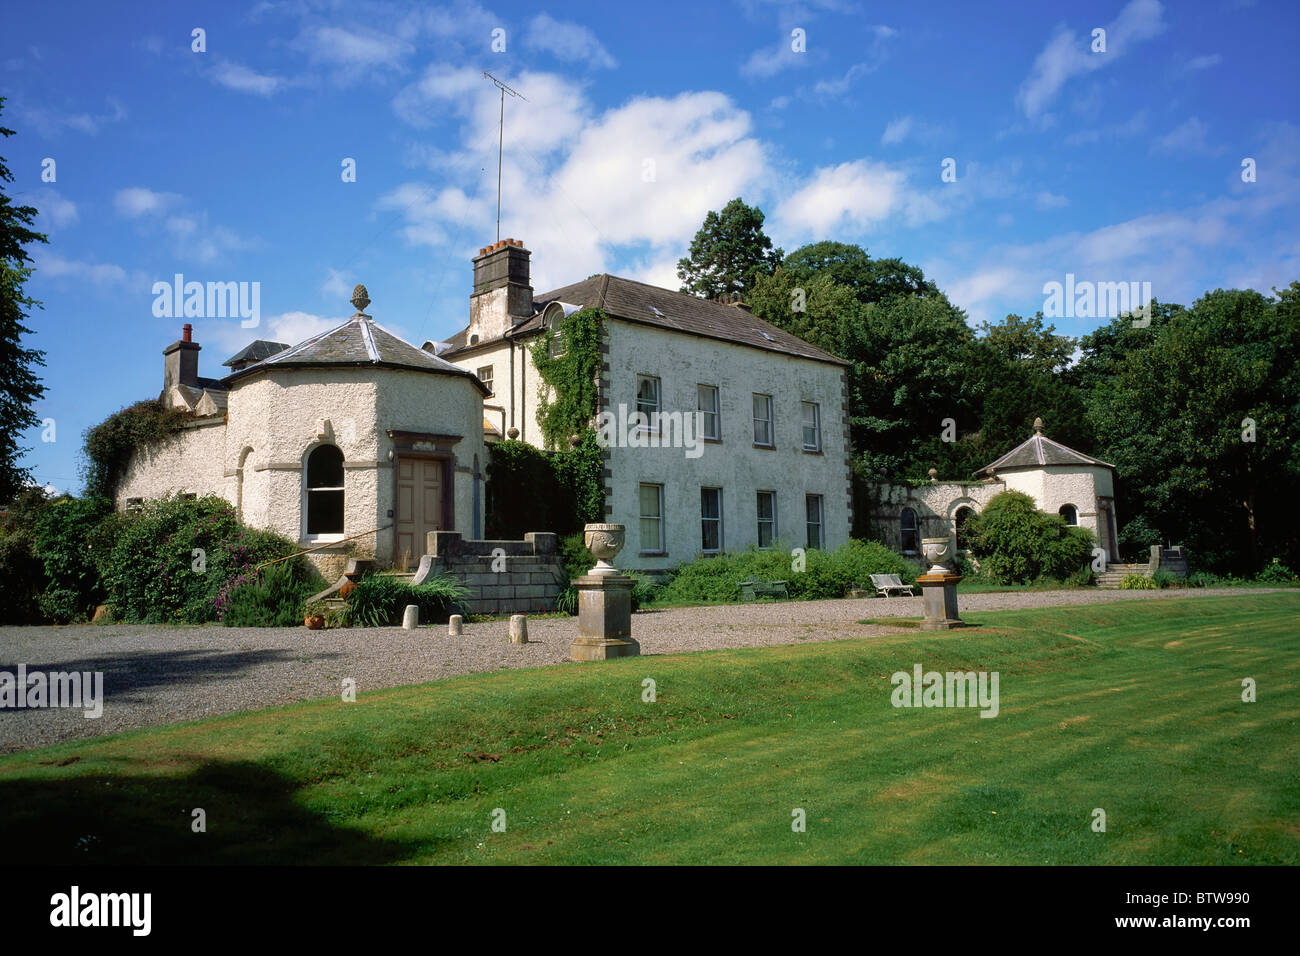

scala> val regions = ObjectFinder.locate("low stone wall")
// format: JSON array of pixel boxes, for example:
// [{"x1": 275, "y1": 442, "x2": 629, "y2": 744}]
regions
[{"x1": 413, "y1": 530, "x2": 566, "y2": 615}]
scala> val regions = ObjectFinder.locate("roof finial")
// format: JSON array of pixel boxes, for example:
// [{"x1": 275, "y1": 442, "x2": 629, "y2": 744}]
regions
[
  {"x1": 351, "y1": 283, "x2": 371, "y2": 315},
  {"x1": 1033, "y1": 416, "x2": 1045, "y2": 436}
]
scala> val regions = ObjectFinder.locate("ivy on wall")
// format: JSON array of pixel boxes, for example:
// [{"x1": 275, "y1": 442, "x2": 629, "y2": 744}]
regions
[
  {"x1": 82, "y1": 400, "x2": 194, "y2": 499},
  {"x1": 530, "y1": 306, "x2": 603, "y2": 450},
  {"x1": 485, "y1": 432, "x2": 603, "y2": 539}
]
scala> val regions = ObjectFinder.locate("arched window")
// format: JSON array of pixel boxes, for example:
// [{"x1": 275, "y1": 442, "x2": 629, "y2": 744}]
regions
[
  {"x1": 305, "y1": 444, "x2": 344, "y2": 538},
  {"x1": 900, "y1": 507, "x2": 919, "y2": 554},
  {"x1": 955, "y1": 506, "x2": 974, "y2": 550},
  {"x1": 1059, "y1": 504, "x2": 1078, "y2": 526}
]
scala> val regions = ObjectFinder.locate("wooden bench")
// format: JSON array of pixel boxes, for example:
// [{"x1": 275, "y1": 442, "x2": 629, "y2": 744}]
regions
[
  {"x1": 739, "y1": 579, "x2": 789, "y2": 602},
  {"x1": 869, "y1": 573, "x2": 916, "y2": 598}
]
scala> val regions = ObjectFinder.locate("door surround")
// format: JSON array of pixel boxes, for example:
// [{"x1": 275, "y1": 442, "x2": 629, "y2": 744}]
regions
[{"x1": 388, "y1": 430, "x2": 461, "y2": 565}]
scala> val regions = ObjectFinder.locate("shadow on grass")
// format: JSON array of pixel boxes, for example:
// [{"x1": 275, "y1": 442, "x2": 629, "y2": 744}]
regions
[
  {"x1": 0, "y1": 648, "x2": 342, "y2": 703},
  {"x1": 0, "y1": 759, "x2": 418, "y2": 865}
]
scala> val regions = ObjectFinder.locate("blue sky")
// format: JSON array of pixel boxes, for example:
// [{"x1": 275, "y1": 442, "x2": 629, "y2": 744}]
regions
[{"x1": 4, "y1": 0, "x2": 1298, "y2": 493}]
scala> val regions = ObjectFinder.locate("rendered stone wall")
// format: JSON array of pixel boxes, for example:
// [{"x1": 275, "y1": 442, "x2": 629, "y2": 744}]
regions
[
  {"x1": 115, "y1": 418, "x2": 230, "y2": 508},
  {"x1": 869, "y1": 480, "x2": 1004, "y2": 556},
  {"x1": 601, "y1": 319, "x2": 852, "y2": 571}
]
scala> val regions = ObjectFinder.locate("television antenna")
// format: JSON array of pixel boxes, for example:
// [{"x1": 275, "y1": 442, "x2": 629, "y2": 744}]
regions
[{"x1": 482, "y1": 71, "x2": 527, "y2": 243}]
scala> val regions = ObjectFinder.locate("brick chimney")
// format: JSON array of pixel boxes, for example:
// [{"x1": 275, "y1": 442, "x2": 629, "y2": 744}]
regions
[
  {"x1": 163, "y1": 323, "x2": 201, "y2": 390},
  {"x1": 470, "y1": 239, "x2": 533, "y2": 342}
]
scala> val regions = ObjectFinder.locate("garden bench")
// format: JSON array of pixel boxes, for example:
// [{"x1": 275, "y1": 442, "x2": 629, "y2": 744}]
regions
[
  {"x1": 739, "y1": 579, "x2": 789, "y2": 602},
  {"x1": 869, "y1": 573, "x2": 916, "y2": 598}
]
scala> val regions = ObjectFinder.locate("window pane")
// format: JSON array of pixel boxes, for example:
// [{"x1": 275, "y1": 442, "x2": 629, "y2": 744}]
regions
[
  {"x1": 757, "y1": 492, "x2": 775, "y2": 548},
  {"x1": 637, "y1": 376, "x2": 659, "y2": 406},
  {"x1": 307, "y1": 445, "x2": 344, "y2": 487},
  {"x1": 698, "y1": 385, "x2": 719, "y2": 439},
  {"x1": 640, "y1": 517, "x2": 660, "y2": 549},
  {"x1": 806, "y1": 495, "x2": 823, "y2": 550},
  {"x1": 701, "y1": 488, "x2": 721, "y2": 551},
  {"x1": 753, "y1": 394, "x2": 772, "y2": 445},
  {"x1": 307, "y1": 489, "x2": 344, "y2": 534}
]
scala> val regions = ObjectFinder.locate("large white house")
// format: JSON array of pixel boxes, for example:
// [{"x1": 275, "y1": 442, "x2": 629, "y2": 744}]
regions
[{"x1": 441, "y1": 239, "x2": 854, "y2": 572}]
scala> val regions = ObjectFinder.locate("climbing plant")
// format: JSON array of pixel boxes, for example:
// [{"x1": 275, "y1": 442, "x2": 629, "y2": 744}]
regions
[
  {"x1": 530, "y1": 306, "x2": 603, "y2": 450},
  {"x1": 82, "y1": 399, "x2": 194, "y2": 499}
]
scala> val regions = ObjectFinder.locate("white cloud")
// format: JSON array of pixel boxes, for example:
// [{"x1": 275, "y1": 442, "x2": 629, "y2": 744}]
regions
[
  {"x1": 774, "y1": 160, "x2": 905, "y2": 236},
  {"x1": 114, "y1": 187, "x2": 183, "y2": 218},
  {"x1": 1035, "y1": 190, "x2": 1070, "y2": 210},
  {"x1": 32, "y1": 253, "x2": 128, "y2": 286},
  {"x1": 881, "y1": 116, "x2": 914, "y2": 145},
  {"x1": 209, "y1": 59, "x2": 288, "y2": 97},
  {"x1": 740, "y1": 36, "x2": 810, "y2": 79},
  {"x1": 20, "y1": 97, "x2": 126, "y2": 136},
  {"x1": 322, "y1": 268, "x2": 354, "y2": 302},
  {"x1": 388, "y1": 69, "x2": 771, "y2": 293},
  {"x1": 1016, "y1": 0, "x2": 1166, "y2": 120},
  {"x1": 1184, "y1": 53, "x2": 1222, "y2": 71},
  {"x1": 201, "y1": 311, "x2": 344, "y2": 362},
  {"x1": 38, "y1": 189, "x2": 78, "y2": 228},
  {"x1": 1153, "y1": 116, "x2": 1221, "y2": 154},
  {"x1": 297, "y1": 24, "x2": 412, "y2": 67},
  {"x1": 524, "y1": 13, "x2": 616, "y2": 68}
]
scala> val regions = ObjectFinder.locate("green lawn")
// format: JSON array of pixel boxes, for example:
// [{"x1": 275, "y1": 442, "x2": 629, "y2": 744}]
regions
[{"x1": 2, "y1": 593, "x2": 1297, "y2": 865}]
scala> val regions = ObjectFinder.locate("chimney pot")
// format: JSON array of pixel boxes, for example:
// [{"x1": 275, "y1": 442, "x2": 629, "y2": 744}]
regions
[{"x1": 182, "y1": 323, "x2": 193, "y2": 342}]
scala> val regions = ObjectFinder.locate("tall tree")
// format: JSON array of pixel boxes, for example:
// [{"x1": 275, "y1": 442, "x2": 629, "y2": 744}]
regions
[
  {"x1": 677, "y1": 197, "x2": 783, "y2": 300},
  {"x1": 1079, "y1": 287, "x2": 1300, "y2": 571},
  {"x1": 0, "y1": 97, "x2": 49, "y2": 502}
]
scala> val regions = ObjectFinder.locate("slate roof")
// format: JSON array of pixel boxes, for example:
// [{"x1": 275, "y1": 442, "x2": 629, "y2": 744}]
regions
[
  {"x1": 977, "y1": 429, "x2": 1114, "y2": 475},
  {"x1": 222, "y1": 340, "x2": 290, "y2": 368},
  {"x1": 223, "y1": 314, "x2": 490, "y2": 393},
  {"x1": 445, "y1": 274, "x2": 849, "y2": 366}
]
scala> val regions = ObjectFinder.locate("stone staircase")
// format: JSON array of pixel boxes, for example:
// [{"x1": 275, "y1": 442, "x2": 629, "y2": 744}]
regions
[{"x1": 1094, "y1": 547, "x2": 1188, "y2": 589}]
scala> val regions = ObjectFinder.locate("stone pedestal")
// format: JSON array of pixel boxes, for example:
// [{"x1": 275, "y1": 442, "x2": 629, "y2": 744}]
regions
[
  {"x1": 570, "y1": 574, "x2": 640, "y2": 661},
  {"x1": 917, "y1": 573, "x2": 963, "y2": 630}
]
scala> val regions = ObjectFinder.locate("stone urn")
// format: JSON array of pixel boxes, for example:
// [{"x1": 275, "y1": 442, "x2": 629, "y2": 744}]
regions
[
  {"x1": 921, "y1": 537, "x2": 957, "y2": 575},
  {"x1": 583, "y1": 523, "x2": 625, "y2": 576}
]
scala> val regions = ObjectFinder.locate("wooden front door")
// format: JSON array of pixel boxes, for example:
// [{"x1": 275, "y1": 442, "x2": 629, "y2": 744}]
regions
[{"x1": 395, "y1": 457, "x2": 445, "y2": 567}]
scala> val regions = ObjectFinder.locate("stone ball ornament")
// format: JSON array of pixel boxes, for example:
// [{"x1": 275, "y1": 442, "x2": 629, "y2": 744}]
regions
[
  {"x1": 921, "y1": 536, "x2": 957, "y2": 574},
  {"x1": 583, "y1": 523, "x2": 625, "y2": 576}
]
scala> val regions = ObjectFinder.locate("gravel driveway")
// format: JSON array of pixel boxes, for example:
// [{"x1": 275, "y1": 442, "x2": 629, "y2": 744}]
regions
[{"x1": 0, "y1": 588, "x2": 1269, "y2": 753}]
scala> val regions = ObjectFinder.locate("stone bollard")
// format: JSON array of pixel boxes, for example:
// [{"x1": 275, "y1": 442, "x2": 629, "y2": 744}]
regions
[
  {"x1": 402, "y1": 604, "x2": 419, "y2": 630},
  {"x1": 448, "y1": 614, "x2": 463, "y2": 636},
  {"x1": 509, "y1": 614, "x2": 528, "y2": 644}
]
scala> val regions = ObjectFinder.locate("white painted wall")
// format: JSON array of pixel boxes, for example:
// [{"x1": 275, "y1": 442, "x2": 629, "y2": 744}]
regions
[
  {"x1": 119, "y1": 364, "x2": 486, "y2": 579},
  {"x1": 603, "y1": 319, "x2": 851, "y2": 571}
]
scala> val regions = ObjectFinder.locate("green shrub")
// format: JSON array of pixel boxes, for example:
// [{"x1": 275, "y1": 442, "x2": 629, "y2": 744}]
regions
[
  {"x1": 1151, "y1": 569, "x2": 1180, "y2": 589},
  {"x1": 342, "y1": 572, "x2": 468, "y2": 627},
  {"x1": 31, "y1": 495, "x2": 112, "y2": 622},
  {"x1": 1063, "y1": 567, "x2": 1095, "y2": 588},
  {"x1": 964, "y1": 491, "x2": 1095, "y2": 584},
  {"x1": 654, "y1": 539, "x2": 918, "y2": 606},
  {"x1": 1185, "y1": 570, "x2": 1218, "y2": 588},
  {"x1": 0, "y1": 487, "x2": 50, "y2": 624},
  {"x1": 82, "y1": 400, "x2": 194, "y2": 499},
  {"x1": 94, "y1": 494, "x2": 309, "y2": 623},
  {"x1": 220, "y1": 562, "x2": 317, "y2": 627},
  {"x1": 1256, "y1": 558, "x2": 1295, "y2": 584},
  {"x1": 1119, "y1": 573, "x2": 1158, "y2": 590}
]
